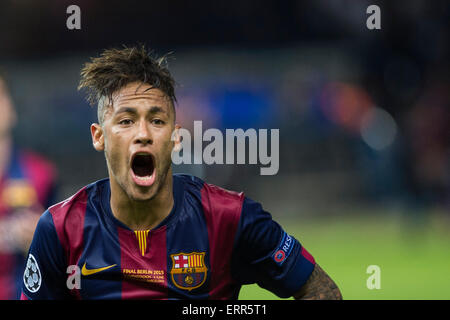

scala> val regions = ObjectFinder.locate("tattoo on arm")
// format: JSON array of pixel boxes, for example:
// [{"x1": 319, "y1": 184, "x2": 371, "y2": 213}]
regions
[{"x1": 293, "y1": 264, "x2": 343, "y2": 300}]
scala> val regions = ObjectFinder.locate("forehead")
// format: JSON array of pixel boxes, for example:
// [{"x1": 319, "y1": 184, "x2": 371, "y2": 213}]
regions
[{"x1": 111, "y1": 82, "x2": 170, "y2": 109}]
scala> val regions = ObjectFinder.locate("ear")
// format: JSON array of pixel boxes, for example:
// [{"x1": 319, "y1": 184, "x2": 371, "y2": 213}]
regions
[
  {"x1": 91, "y1": 123, "x2": 105, "y2": 151},
  {"x1": 171, "y1": 124, "x2": 182, "y2": 152}
]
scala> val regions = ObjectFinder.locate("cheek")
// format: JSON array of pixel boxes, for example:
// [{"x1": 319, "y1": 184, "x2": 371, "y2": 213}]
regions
[
  {"x1": 159, "y1": 131, "x2": 175, "y2": 156},
  {"x1": 104, "y1": 135, "x2": 128, "y2": 173},
  {"x1": 104, "y1": 145, "x2": 119, "y2": 173},
  {"x1": 152, "y1": 132, "x2": 174, "y2": 170}
]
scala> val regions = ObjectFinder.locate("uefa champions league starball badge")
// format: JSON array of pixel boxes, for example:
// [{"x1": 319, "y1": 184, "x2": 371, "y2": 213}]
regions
[{"x1": 23, "y1": 254, "x2": 42, "y2": 293}]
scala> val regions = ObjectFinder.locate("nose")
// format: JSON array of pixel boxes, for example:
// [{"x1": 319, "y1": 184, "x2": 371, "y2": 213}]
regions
[{"x1": 134, "y1": 120, "x2": 153, "y2": 145}]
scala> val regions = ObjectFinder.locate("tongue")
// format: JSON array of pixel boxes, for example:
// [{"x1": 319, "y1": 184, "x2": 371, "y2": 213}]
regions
[
  {"x1": 131, "y1": 155, "x2": 155, "y2": 187},
  {"x1": 134, "y1": 165, "x2": 150, "y2": 177},
  {"x1": 132, "y1": 169, "x2": 156, "y2": 187}
]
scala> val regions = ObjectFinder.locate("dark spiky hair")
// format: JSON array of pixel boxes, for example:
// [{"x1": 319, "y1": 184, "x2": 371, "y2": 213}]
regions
[{"x1": 78, "y1": 45, "x2": 176, "y2": 123}]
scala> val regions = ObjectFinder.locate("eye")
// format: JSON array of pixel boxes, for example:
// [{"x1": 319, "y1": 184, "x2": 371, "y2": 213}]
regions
[
  {"x1": 151, "y1": 119, "x2": 165, "y2": 125},
  {"x1": 119, "y1": 119, "x2": 133, "y2": 125}
]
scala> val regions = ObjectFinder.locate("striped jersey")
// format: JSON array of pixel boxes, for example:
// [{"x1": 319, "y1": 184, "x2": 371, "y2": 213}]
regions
[{"x1": 21, "y1": 174, "x2": 315, "y2": 299}]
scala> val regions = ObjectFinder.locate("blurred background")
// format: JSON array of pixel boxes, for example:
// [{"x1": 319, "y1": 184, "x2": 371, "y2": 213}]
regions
[{"x1": 0, "y1": 0, "x2": 449, "y2": 299}]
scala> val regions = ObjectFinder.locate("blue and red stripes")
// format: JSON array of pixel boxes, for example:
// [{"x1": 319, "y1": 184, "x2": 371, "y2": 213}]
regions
[
  {"x1": 49, "y1": 187, "x2": 88, "y2": 299},
  {"x1": 118, "y1": 226, "x2": 168, "y2": 299},
  {"x1": 200, "y1": 182, "x2": 244, "y2": 300}
]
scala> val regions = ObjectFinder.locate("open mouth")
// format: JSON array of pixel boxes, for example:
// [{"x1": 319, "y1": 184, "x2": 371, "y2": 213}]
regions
[{"x1": 131, "y1": 153, "x2": 156, "y2": 187}]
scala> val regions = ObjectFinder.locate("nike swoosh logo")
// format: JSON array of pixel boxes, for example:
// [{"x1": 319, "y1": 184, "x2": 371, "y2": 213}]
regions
[{"x1": 81, "y1": 262, "x2": 117, "y2": 276}]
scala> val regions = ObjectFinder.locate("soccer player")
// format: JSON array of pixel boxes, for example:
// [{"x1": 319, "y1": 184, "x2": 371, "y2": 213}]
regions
[
  {"x1": 21, "y1": 46, "x2": 342, "y2": 300},
  {"x1": 0, "y1": 71, "x2": 57, "y2": 299}
]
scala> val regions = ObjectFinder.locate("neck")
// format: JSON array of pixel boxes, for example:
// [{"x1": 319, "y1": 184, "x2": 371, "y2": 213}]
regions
[
  {"x1": 0, "y1": 136, "x2": 11, "y2": 179},
  {"x1": 109, "y1": 169, "x2": 174, "y2": 231}
]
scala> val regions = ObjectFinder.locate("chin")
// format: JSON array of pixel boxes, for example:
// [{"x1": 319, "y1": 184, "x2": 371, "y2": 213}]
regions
[{"x1": 128, "y1": 186, "x2": 158, "y2": 202}]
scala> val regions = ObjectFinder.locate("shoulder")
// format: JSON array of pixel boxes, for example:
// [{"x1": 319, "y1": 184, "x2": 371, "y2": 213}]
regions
[
  {"x1": 48, "y1": 179, "x2": 106, "y2": 216},
  {"x1": 48, "y1": 185, "x2": 89, "y2": 221},
  {"x1": 46, "y1": 179, "x2": 106, "y2": 247},
  {"x1": 175, "y1": 174, "x2": 243, "y2": 202},
  {"x1": 175, "y1": 173, "x2": 244, "y2": 214},
  {"x1": 175, "y1": 174, "x2": 245, "y2": 230}
]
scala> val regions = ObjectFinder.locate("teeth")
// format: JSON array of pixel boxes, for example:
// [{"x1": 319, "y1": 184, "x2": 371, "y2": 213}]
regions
[
  {"x1": 134, "y1": 171, "x2": 154, "y2": 180},
  {"x1": 136, "y1": 175, "x2": 152, "y2": 180}
]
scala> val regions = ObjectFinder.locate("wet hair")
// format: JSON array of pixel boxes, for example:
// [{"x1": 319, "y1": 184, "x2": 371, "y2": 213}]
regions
[{"x1": 78, "y1": 45, "x2": 176, "y2": 123}]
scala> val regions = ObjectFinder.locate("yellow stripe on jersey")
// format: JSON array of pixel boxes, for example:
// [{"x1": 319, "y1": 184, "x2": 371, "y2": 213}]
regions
[{"x1": 134, "y1": 230, "x2": 149, "y2": 256}]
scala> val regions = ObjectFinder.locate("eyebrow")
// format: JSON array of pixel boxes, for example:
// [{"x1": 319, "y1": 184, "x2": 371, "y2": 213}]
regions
[{"x1": 115, "y1": 106, "x2": 167, "y2": 116}]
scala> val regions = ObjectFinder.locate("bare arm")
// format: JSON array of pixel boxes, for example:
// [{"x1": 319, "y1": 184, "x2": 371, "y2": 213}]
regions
[{"x1": 293, "y1": 264, "x2": 342, "y2": 300}]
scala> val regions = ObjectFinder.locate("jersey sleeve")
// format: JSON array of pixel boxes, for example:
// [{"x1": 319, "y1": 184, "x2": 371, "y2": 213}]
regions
[
  {"x1": 231, "y1": 197, "x2": 316, "y2": 298},
  {"x1": 21, "y1": 210, "x2": 69, "y2": 300}
]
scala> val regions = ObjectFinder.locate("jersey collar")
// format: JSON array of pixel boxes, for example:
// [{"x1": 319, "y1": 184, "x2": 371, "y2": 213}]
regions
[{"x1": 100, "y1": 174, "x2": 184, "y2": 232}]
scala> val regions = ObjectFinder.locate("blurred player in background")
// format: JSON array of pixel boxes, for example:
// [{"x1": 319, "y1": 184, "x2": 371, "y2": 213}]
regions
[
  {"x1": 21, "y1": 46, "x2": 341, "y2": 300},
  {"x1": 0, "y1": 71, "x2": 57, "y2": 299}
]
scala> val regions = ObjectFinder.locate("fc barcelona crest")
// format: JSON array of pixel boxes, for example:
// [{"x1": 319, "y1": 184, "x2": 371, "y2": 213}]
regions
[{"x1": 170, "y1": 252, "x2": 207, "y2": 291}]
